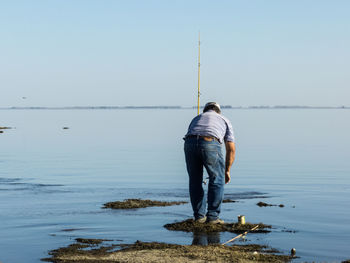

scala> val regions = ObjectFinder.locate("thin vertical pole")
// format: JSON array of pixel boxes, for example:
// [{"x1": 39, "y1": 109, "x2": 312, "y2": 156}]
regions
[{"x1": 197, "y1": 32, "x2": 201, "y2": 115}]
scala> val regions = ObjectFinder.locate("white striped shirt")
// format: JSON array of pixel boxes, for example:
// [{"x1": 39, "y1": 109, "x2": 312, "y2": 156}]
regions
[{"x1": 185, "y1": 110, "x2": 235, "y2": 144}]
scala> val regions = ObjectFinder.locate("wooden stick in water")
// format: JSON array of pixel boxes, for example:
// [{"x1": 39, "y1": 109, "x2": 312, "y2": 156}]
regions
[{"x1": 221, "y1": 225, "x2": 259, "y2": 245}]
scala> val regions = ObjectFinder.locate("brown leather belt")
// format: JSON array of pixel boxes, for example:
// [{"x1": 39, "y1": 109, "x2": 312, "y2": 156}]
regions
[{"x1": 186, "y1": 135, "x2": 220, "y2": 142}]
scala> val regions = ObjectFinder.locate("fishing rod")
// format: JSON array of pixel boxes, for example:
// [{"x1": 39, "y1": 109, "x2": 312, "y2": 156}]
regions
[
  {"x1": 221, "y1": 225, "x2": 259, "y2": 245},
  {"x1": 197, "y1": 31, "x2": 201, "y2": 115}
]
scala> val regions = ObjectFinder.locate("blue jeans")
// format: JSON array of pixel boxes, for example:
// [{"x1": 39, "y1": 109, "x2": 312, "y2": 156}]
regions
[{"x1": 184, "y1": 137, "x2": 225, "y2": 221}]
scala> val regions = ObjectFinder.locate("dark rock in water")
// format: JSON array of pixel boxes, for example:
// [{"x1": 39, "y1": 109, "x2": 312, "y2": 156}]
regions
[
  {"x1": 257, "y1": 202, "x2": 274, "y2": 207},
  {"x1": 103, "y1": 199, "x2": 187, "y2": 209},
  {"x1": 257, "y1": 201, "x2": 285, "y2": 208},
  {"x1": 0, "y1": 126, "x2": 12, "y2": 133},
  {"x1": 222, "y1": 199, "x2": 237, "y2": 203},
  {"x1": 62, "y1": 127, "x2": 69, "y2": 129},
  {"x1": 61, "y1": 228, "x2": 82, "y2": 232},
  {"x1": 164, "y1": 219, "x2": 271, "y2": 234}
]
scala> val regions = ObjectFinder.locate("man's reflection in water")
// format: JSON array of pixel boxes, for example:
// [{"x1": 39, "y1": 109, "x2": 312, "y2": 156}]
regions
[{"x1": 192, "y1": 231, "x2": 220, "y2": 245}]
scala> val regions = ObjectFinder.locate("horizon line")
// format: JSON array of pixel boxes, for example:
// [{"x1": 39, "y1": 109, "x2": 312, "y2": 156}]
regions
[{"x1": 0, "y1": 105, "x2": 349, "y2": 110}]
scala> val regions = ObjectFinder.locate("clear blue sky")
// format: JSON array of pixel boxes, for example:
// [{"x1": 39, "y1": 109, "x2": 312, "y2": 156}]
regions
[{"x1": 1, "y1": 0, "x2": 349, "y2": 107}]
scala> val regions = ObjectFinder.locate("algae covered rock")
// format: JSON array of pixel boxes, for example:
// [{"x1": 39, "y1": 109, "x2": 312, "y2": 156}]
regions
[
  {"x1": 103, "y1": 198, "x2": 187, "y2": 209},
  {"x1": 43, "y1": 239, "x2": 292, "y2": 263},
  {"x1": 164, "y1": 219, "x2": 271, "y2": 234}
]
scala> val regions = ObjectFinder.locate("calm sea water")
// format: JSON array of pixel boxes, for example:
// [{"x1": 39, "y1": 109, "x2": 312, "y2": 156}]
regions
[{"x1": 0, "y1": 109, "x2": 349, "y2": 263}]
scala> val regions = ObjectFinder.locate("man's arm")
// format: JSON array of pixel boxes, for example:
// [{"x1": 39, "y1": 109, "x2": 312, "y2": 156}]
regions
[{"x1": 224, "y1": 141, "x2": 236, "y2": 184}]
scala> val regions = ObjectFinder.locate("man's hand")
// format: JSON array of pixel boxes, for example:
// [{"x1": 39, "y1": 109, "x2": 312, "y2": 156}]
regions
[
  {"x1": 225, "y1": 171, "x2": 231, "y2": 184},
  {"x1": 224, "y1": 141, "x2": 235, "y2": 184}
]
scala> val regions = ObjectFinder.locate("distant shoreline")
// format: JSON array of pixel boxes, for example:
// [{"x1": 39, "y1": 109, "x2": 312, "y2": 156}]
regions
[{"x1": 0, "y1": 105, "x2": 349, "y2": 110}]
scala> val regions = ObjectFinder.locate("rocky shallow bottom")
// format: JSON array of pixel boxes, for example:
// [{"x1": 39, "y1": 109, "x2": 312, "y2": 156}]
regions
[{"x1": 43, "y1": 198, "x2": 297, "y2": 262}]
